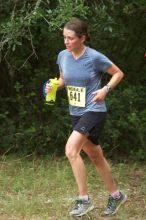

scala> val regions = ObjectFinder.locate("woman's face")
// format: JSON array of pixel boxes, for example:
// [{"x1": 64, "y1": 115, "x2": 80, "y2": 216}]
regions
[{"x1": 63, "y1": 28, "x2": 85, "y2": 52}]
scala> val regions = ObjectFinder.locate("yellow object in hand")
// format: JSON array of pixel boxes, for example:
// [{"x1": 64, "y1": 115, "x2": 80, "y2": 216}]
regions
[{"x1": 46, "y1": 78, "x2": 59, "y2": 105}]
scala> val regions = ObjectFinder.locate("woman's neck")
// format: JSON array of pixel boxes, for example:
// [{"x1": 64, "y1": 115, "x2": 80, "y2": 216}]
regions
[{"x1": 72, "y1": 45, "x2": 86, "y2": 60}]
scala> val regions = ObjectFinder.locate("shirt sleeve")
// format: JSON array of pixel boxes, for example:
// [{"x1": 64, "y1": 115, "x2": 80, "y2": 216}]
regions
[{"x1": 95, "y1": 52, "x2": 113, "y2": 73}]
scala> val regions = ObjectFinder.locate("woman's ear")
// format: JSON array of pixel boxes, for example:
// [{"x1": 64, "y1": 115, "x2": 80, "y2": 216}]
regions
[{"x1": 80, "y1": 35, "x2": 86, "y2": 43}]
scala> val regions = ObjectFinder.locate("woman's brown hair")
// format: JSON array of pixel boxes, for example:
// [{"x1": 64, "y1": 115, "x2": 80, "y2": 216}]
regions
[{"x1": 64, "y1": 17, "x2": 90, "y2": 41}]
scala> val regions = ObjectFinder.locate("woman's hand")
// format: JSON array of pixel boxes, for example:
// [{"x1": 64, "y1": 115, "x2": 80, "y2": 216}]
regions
[
  {"x1": 92, "y1": 86, "x2": 108, "y2": 102},
  {"x1": 45, "y1": 82, "x2": 52, "y2": 94}
]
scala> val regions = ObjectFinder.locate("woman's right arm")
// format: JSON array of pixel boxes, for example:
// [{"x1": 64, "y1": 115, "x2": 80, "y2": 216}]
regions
[{"x1": 58, "y1": 72, "x2": 65, "y2": 89}]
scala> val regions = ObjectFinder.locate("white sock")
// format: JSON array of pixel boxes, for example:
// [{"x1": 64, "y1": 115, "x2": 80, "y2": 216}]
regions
[
  {"x1": 111, "y1": 190, "x2": 121, "y2": 199},
  {"x1": 79, "y1": 195, "x2": 89, "y2": 201}
]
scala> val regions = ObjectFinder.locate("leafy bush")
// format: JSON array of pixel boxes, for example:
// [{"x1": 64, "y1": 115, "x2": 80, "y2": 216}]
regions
[
  {"x1": 0, "y1": 0, "x2": 146, "y2": 160},
  {"x1": 101, "y1": 85, "x2": 146, "y2": 160}
]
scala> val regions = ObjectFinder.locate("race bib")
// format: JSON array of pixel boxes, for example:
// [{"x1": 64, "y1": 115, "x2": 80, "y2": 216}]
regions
[{"x1": 67, "y1": 86, "x2": 86, "y2": 107}]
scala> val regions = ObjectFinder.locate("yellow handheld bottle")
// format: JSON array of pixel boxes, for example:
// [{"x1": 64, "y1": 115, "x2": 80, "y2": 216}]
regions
[{"x1": 46, "y1": 78, "x2": 59, "y2": 105}]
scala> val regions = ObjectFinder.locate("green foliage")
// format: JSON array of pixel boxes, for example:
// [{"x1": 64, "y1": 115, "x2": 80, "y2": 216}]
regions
[
  {"x1": 0, "y1": 0, "x2": 42, "y2": 54},
  {"x1": 43, "y1": 0, "x2": 89, "y2": 31},
  {"x1": 0, "y1": 94, "x2": 71, "y2": 155},
  {"x1": 102, "y1": 85, "x2": 146, "y2": 160},
  {"x1": 0, "y1": 0, "x2": 146, "y2": 160},
  {"x1": 0, "y1": 0, "x2": 89, "y2": 58}
]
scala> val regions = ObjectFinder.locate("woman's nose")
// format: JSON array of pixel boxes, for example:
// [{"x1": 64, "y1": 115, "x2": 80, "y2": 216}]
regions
[{"x1": 64, "y1": 38, "x2": 68, "y2": 44}]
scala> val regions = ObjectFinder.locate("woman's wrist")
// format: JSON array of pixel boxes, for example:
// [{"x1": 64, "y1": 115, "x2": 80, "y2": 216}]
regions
[{"x1": 105, "y1": 84, "x2": 112, "y2": 93}]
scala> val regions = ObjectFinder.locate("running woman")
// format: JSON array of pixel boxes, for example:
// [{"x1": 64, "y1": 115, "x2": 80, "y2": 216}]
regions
[{"x1": 45, "y1": 17, "x2": 127, "y2": 217}]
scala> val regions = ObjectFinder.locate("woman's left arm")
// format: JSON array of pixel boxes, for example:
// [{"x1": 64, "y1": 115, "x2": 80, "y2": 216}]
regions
[
  {"x1": 92, "y1": 64, "x2": 124, "y2": 102},
  {"x1": 105, "y1": 63, "x2": 124, "y2": 90}
]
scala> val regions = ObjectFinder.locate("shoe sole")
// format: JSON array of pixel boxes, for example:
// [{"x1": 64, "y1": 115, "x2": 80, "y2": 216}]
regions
[
  {"x1": 70, "y1": 205, "x2": 94, "y2": 217},
  {"x1": 101, "y1": 194, "x2": 127, "y2": 217}
]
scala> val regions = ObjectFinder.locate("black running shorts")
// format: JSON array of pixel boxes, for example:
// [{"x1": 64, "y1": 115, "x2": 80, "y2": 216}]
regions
[{"x1": 71, "y1": 111, "x2": 107, "y2": 145}]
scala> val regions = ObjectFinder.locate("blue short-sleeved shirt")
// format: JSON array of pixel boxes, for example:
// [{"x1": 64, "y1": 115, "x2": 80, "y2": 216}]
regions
[{"x1": 57, "y1": 47, "x2": 113, "y2": 116}]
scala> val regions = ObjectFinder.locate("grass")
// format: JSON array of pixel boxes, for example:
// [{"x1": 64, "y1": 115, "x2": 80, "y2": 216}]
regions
[{"x1": 0, "y1": 155, "x2": 146, "y2": 220}]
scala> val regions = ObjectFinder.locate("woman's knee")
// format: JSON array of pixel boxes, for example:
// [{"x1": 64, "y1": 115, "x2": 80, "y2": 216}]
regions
[
  {"x1": 87, "y1": 145, "x2": 105, "y2": 164},
  {"x1": 65, "y1": 131, "x2": 84, "y2": 160},
  {"x1": 65, "y1": 143, "x2": 78, "y2": 160}
]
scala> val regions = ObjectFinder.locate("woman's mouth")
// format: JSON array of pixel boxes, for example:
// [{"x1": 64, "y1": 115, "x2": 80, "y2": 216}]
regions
[{"x1": 66, "y1": 46, "x2": 71, "y2": 51}]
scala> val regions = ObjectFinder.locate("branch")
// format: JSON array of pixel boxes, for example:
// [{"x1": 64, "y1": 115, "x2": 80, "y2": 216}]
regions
[{"x1": 18, "y1": 26, "x2": 38, "y2": 70}]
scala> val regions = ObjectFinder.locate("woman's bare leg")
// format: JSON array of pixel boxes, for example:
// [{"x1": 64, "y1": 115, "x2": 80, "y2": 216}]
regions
[
  {"x1": 82, "y1": 140, "x2": 118, "y2": 193},
  {"x1": 65, "y1": 130, "x2": 88, "y2": 196}
]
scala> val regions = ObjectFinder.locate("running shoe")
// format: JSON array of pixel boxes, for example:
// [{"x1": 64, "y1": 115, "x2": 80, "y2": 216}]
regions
[
  {"x1": 69, "y1": 197, "x2": 94, "y2": 217},
  {"x1": 101, "y1": 191, "x2": 127, "y2": 217}
]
